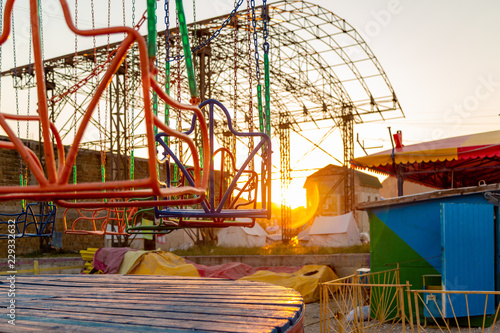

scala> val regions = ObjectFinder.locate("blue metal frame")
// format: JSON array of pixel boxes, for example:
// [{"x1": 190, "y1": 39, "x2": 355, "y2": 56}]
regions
[
  {"x1": 0, "y1": 202, "x2": 56, "y2": 239},
  {"x1": 155, "y1": 99, "x2": 272, "y2": 224}
]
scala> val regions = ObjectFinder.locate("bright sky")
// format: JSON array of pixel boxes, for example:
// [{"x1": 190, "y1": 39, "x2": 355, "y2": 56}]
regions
[
  {"x1": 281, "y1": 0, "x2": 500, "y2": 208},
  {"x1": 2, "y1": 0, "x2": 500, "y2": 208}
]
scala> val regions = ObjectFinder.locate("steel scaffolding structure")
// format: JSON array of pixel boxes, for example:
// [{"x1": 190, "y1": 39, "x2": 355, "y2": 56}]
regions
[{"x1": 2, "y1": 0, "x2": 403, "y2": 242}]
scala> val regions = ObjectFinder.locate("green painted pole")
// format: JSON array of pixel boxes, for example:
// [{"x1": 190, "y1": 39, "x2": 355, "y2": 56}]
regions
[
  {"x1": 264, "y1": 52, "x2": 271, "y2": 136},
  {"x1": 257, "y1": 84, "x2": 264, "y2": 133},
  {"x1": 175, "y1": 0, "x2": 198, "y2": 99},
  {"x1": 130, "y1": 150, "x2": 134, "y2": 180},
  {"x1": 101, "y1": 164, "x2": 106, "y2": 183},
  {"x1": 147, "y1": 0, "x2": 157, "y2": 58}
]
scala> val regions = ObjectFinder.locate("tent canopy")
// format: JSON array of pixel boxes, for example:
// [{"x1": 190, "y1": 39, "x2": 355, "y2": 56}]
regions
[
  {"x1": 308, "y1": 212, "x2": 361, "y2": 247},
  {"x1": 217, "y1": 221, "x2": 268, "y2": 247},
  {"x1": 310, "y1": 214, "x2": 353, "y2": 235},
  {"x1": 351, "y1": 130, "x2": 500, "y2": 189}
]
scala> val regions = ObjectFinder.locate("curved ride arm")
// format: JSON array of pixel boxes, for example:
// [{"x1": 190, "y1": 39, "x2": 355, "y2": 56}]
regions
[
  {"x1": 199, "y1": 99, "x2": 272, "y2": 213},
  {"x1": 0, "y1": 142, "x2": 44, "y2": 174},
  {"x1": 58, "y1": 0, "x2": 151, "y2": 185},
  {"x1": 151, "y1": 79, "x2": 210, "y2": 192},
  {"x1": 0, "y1": 0, "x2": 210, "y2": 207},
  {"x1": 1, "y1": 114, "x2": 66, "y2": 172},
  {"x1": 59, "y1": 0, "x2": 209, "y2": 200}
]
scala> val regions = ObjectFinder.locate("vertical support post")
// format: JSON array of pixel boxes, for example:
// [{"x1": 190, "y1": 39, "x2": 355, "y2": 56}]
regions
[
  {"x1": 397, "y1": 166, "x2": 404, "y2": 197},
  {"x1": 406, "y1": 281, "x2": 415, "y2": 333},
  {"x1": 279, "y1": 114, "x2": 291, "y2": 243},
  {"x1": 108, "y1": 67, "x2": 128, "y2": 246},
  {"x1": 341, "y1": 107, "x2": 355, "y2": 214},
  {"x1": 400, "y1": 283, "x2": 406, "y2": 333}
]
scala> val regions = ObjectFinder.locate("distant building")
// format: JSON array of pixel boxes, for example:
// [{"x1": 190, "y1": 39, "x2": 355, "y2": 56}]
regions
[
  {"x1": 303, "y1": 164, "x2": 382, "y2": 233},
  {"x1": 379, "y1": 176, "x2": 435, "y2": 199}
]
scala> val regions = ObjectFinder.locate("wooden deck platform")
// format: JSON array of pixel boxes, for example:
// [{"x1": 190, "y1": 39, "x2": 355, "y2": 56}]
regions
[{"x1": 0, "y1": 274, "x2": 304, "y2": 332}]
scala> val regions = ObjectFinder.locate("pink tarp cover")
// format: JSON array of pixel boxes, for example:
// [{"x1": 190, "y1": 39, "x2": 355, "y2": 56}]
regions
[
  {"x1": 93, "y1": 247, "x2": 138, "y2": 274},
  {"x1": 188, "y1": 261, "x2": 303, "y2": 280},
  {"x1": 94, "y1": 249, "x2": 303, "y2": 278}
]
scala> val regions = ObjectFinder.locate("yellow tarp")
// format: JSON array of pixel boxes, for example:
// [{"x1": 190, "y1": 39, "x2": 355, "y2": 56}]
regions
[
  {"x1": 118, "y1": 250, "x2": 148, "y2": 274},
  {"x1": 240, "y1": 265, "x2": 337, "y2": 303},
  {"x1": 126, "y1": 251, "x2": 200, "y2": 276},
  {"x1": 119, "y1": 251, "x2": 336, "y2": 302}
]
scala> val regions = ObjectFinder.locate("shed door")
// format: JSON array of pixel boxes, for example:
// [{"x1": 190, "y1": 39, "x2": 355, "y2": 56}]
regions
[{"x1": 441, "y1": 203, "x2": 495, "y2": 318}]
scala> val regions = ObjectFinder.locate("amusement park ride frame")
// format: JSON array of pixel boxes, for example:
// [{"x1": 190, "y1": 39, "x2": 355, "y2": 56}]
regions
[{"x1": 2, "y1": 0, "x2": 404, "y2": 241}]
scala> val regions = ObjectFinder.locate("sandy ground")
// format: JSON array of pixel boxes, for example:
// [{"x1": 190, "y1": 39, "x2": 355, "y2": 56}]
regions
[
  {"x1": 304, "y1": 302, "x2": 322, "y2": 333},
  {"x1": 302, "y1": 303, "x2": 500, "y2": 333}
]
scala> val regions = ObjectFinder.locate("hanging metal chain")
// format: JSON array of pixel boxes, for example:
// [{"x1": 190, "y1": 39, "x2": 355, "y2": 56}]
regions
[
  {"x1": 122, "y1": 0, "x2": 126, "y2": 33},
  {"x1": 107, "y1": 0, "x2": 111, "y2": 48},
  {"x1": 12, "y1": 8, "x2": 22, "y2": 189},
  {"x1": 91, "y1": 0, "x2": 104, "y2": 182},
  {"x1": 246, "y1": 0, "x2": 254, "y2": 171},
  {"x1": 176, "y1": 11, "x2": 183, "y2": 167},
  {"x1": 192, "y1": 0, "x2": 198, "y2": 87},
  {"x1": 193, "y1": 0, "x2": 197, "y2": 39},
  {"x1": 262, "y1": 0, "x2": 269, "y2": 53},
  {"x1": 250, "y1": 0, "x2": 260, "y2": 83},
  {"x1": 168, "y1": 0, "x2": 244, "y2": 62},
  {"x1": 130, "y1": 0, "x2": 136, "y2": 180},
  {"x1": 251, "y1": 0, "x2": 263, "y2": 133},
  {"x1": 262, "y1": 0, "x2": 271, "y2": 137},
  {"x1": 73, "y1": 0, "x2": 78, "y2": 187},
  {"x1": 233, "y1": 3, "x2": 238, "y2": 113},
  {"x1": 123, "y1": 0, "x2": 129, "y2": 161},
  {"x1": 232, "y1": 0, "x2": 238, "y2": 162},
  {"x1": 165, "y1": 0, "x2": 170, "y2": 62},
  {"x1": 39, "y1": 0, "x2": 45, "y2": 63},
  {"x1": 132, "y1": 0, "x2": 136, "y2": 26},
  {"x1": 164, "y1": 0, "x2": 170, "y2": 126},
  {"x1": 25, "y1": 6, "x2": 33, "y2": 185},
  {"x1": 0, "y1": 0, "x2": 2, "y2": 110}
]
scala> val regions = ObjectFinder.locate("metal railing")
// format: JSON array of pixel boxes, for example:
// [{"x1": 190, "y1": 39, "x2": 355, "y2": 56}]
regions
[{"x1": 321, "y1": 269, "x2": 500, "y2": 333}]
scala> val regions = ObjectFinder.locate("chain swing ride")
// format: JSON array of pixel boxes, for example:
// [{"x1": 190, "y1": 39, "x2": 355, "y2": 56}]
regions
[
  {"x1": 129, "y1": 0, "x2": 272, "y2": 234},
  {"x1": 0, "y1": 0, "x2": 272, "y2": 238},
  {"x1": 0, "y1": 1, "x2": 56, "y2": 239}
]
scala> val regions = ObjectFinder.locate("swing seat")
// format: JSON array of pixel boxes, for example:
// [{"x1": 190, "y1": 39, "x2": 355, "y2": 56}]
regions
[
  {"x1": 148, "y1": 99, "x2": 271, "y2": 232},
  {"x1": 0, "y1": 202, "x2": 56, "y2": 239},
  {"x1": 63, "y1": 201, "x2": 138, "y2": 236},
  {"x1": 0, "y1": 0, "x2": 210, "y2": 208}
]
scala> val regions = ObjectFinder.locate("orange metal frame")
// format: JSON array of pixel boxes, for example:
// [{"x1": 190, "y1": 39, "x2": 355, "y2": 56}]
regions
[
  {"x1": 63, "y1": 204, "x2": 138, "y2": 236},
  {"x1": 0, "y1": 0, "x2": 209, "y2": 208}
]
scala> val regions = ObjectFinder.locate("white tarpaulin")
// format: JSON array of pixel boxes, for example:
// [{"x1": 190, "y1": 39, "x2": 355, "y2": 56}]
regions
[
  {"x1": 217, "y1": 221, "x2": 268, "y2": 247},
  {"x1": 308, "y1": 212, "x2": 361, "y2": 247}
]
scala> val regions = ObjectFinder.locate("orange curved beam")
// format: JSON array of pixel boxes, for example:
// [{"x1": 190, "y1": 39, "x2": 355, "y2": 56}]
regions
[{"x1": 0, "y1": 0, "x2": 209, "y2": 207}]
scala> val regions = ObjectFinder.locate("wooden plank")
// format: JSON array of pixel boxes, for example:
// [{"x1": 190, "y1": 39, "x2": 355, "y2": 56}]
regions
[
  {"x1": 10, "y1": 291, "x2": 301, "y2": 305},
  {"x1": 10, "y1": 281, "x2": 298, "y2": 297},
  {"x1": 12, "y1": 309, "x2": 279, "y2": 333},
  {"x1": 18, "y1": 303, "x2": 292, "y2": 330},
  {"x1": 2, "y1": 318, "x2": 211, "y2": 333},
  {"x1": 18, "y1": 298, "x2": 300, "y2": 322},
  {"x1": 13, "y1": 291, "x2": 302, "y2": 306},
  {"x1": 26, "y1": 296, "x2": 303, "y2": 320},
  {"x1": 2, "y1": 275, "x2": 304, "y2": 332}
]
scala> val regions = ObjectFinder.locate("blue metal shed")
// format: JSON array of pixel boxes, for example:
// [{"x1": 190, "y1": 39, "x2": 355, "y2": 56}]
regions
[{"x1": 359, "y1": 183, "x2": 500, "y2": 319}]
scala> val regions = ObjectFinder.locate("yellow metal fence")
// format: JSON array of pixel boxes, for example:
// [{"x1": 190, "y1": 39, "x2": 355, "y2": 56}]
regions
[{"x1": 321, "y1": 269, "x2": 500, "y2": 333}]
